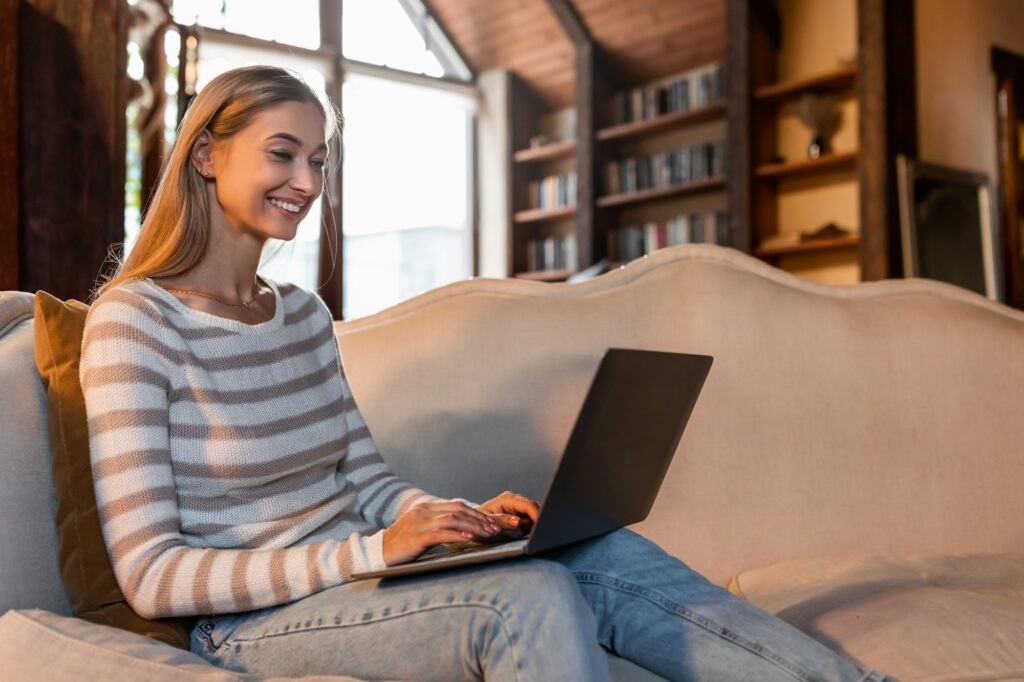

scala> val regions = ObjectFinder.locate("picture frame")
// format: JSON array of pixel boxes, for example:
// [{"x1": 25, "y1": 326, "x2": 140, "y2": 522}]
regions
[{"x1": 896, "y1": 155, "x2": 1003, "y2": 302}]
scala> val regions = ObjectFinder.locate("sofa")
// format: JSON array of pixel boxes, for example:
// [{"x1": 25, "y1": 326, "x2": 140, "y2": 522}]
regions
[{"x1": 2, "y1": 243, "x2": 1023, "y2": 681}]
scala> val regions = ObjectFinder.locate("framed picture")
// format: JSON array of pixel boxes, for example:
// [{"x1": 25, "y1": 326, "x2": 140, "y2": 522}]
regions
[{"x1": 896, "y1": 155, "x2": 1002, "y2": 302}]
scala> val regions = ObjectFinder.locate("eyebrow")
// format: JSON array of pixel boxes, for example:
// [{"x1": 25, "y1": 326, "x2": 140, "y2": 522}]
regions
[{"x1": 266, "y1": 132, "x2": 328, "y2": 152}]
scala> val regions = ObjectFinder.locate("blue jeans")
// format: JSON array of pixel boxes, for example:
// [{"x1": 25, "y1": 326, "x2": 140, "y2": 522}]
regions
[{"x1": 190, "y1": 529, "x2": 890, "y2": 681}]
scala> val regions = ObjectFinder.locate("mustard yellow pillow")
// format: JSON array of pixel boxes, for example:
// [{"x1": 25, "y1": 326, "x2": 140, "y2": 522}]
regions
[{"x1": 33, "y1": 291, "x2": 194, "y2": 650}]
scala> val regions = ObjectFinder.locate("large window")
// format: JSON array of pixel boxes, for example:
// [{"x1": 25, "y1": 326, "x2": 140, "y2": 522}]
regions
[
  {"x1": 124, "y1": 0, "x2": 474, "y2": 318},
  {"x1": 341, "y1": 0, "x2": 475, "y2": 319}
]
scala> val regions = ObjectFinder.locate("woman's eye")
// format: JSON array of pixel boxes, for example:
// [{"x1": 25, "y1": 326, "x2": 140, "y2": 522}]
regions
[
  {"x1": 271, "y1": 150, "x2": 292, "y2": 160},
  {"x1": 311, "y1": 160, "x2": 326, "y2": 170}
]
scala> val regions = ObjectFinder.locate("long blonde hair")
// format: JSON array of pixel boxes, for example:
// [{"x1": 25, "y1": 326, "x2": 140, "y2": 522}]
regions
[{"x1": 91, "y1": 65, "x2": 342, "y2": 302}]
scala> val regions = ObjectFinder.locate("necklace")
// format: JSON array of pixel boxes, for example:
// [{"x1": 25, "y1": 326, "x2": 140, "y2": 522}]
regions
[{"x1": 162, "y1": 277, "x2": 264, "y2": 309}]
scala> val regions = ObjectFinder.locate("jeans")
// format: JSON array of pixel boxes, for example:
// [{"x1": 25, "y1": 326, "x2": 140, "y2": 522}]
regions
[{"x1": 190, "y1": 528, "x2": 890, "y2": 681}]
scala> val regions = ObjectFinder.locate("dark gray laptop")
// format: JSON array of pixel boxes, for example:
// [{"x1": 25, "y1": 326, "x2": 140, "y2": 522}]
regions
[{"x1": 351, "y1": 348, "x2": 713, "y2": 581}]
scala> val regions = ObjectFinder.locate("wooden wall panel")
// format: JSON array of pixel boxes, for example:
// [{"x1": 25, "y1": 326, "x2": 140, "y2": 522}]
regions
[
  {"x1": 18, "y1": 0, "x2": 127, "y2": 299},
  {"x1": 0, "y1": 0, "x2": 17, "y2": 290}
]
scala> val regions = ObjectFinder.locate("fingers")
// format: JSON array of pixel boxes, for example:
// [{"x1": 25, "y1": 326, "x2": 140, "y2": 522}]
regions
[
  {"x1": 422, "y1": 505, "x2": 500, "y2": 538},
  {"x1": 495, "y1": 491, "x2": 541, "y2": 525}
]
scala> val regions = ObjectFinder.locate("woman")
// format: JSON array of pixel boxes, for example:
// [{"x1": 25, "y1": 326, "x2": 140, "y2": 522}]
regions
[{"x1": 81, "y1": 65, "x2": 889, "y2": 681}]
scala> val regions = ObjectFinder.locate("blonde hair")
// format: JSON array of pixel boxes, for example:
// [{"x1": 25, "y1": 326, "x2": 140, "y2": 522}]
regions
[{"x1": 91, "y1": 65, "x2": 342, "y2": 302}]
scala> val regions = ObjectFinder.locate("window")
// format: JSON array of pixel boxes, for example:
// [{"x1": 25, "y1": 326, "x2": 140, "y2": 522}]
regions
[
  {"x1": 340, "y1": 0, "x2": 475, "y2": 319},
  {"x1": 341, "y1": 72, "x2": 473, "y2": 319}
]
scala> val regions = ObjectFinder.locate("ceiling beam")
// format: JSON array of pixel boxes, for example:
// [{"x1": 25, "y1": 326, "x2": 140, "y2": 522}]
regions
[{"x1": 545, "y1": 0, "x2": 591, "y2": 46}]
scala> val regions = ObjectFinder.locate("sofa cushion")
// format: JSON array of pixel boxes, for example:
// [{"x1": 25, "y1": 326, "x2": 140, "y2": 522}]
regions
[
  {"x1": 0, "y1": 609, "x2": 372, "y2": 681},
  {"x1": 0, "y1": 291, "x2": 71, "y2": 617},
  {"x1": 32, "y1": 291, "x2": 195, "y2": 649},
  {"x1": 726, "y1": 553, "x2": 1024, "y2": 681}
]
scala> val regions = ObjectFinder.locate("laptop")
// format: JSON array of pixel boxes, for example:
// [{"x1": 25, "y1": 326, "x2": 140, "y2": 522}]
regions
[{"x1": 350, "y1": 348, "x2": 713, "y2": 581}]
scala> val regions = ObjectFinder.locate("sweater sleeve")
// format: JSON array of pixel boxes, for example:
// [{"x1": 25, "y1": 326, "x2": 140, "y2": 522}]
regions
[
  {"x1": 80, "y1": 289, "x2": 386, "y2": 620},
  {"x1": 315, "y1": 298, "x2": 482, "y2": 529}
]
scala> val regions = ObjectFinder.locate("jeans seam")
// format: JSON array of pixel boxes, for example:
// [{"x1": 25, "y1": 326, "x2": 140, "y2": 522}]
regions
[
  {"x1": 230, "y1": 602, "x2": 522, "y2": 682},
  {"x1": 573, "y1": 571, "x2": 818, "y2": 682}
]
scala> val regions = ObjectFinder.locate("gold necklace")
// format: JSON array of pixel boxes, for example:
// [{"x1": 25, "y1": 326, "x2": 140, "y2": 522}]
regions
[{"x1": 162, "y1": 276, "x2": 264, "y2": 309}]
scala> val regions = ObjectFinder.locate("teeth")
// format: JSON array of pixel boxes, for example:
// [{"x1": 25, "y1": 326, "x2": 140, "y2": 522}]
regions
[{"x1": 269, "y1": 198, "x2": 302, "y2": 213}]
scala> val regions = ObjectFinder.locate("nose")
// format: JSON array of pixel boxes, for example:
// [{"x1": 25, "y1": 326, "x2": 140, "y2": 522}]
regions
[{"x1": 289, "y1": 160, "x2": 321, "y2": 196}]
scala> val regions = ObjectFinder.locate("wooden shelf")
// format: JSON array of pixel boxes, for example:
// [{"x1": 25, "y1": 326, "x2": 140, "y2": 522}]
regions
[
  {"x1": 597, "y1": 176, "x2": 726, "y2": 208},
  {"x1": 754, "y1": 235, "x2": 860, "y2": 257},
  {"x1": 596, "y1": 102, "x2": 727, "y2": 142},
  {"x1": 513, "y1": 139, "x2": 576, "y2": 163},
  {"x1": 513, "y1": 205, "x2": 577, "y2": 224},
  {"x1": 754, "y1": 66, "x2": 858, "y2": 103},
  {"x1": 513, "y1": 269, "x2": 574, "y2": 282},
  {"x1": 755, "y1": 151, "x2": 857, "y2": 180}
]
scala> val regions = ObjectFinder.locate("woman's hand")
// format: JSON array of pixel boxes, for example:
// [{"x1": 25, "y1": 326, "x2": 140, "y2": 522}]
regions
[
  {"x1": 476, "y1": 490, "x2": 541, "y2": 535},
  {"x1": 382, "y1": 501, "x2": 503, "y2": 567}
]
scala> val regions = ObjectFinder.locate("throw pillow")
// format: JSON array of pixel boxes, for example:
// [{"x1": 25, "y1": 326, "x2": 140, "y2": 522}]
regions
[{"x1": 33, "y1": 291, "x2": 195, "y2": 650}]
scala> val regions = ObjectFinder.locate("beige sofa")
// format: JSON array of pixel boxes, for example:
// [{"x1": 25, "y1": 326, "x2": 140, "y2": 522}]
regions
[{"x1": 2, "y1": 243, "x2": 1023, "y2": 681}]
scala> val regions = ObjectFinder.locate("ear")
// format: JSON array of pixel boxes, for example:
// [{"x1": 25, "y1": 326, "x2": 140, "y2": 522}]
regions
[{"x1": 190, "y1": 129, "x2": 214, "y2": 176}]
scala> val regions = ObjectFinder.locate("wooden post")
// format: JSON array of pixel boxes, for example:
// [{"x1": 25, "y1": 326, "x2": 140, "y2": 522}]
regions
[
  {"x1": 0, "y1": 0, "x2": 18, "y2": 290},
  {"x1": 320, "y1": 0, "x2": 344, "y2": 319},
  {"x1": 18, "y1": 0, "x2": 128, "y2": 300},
  {"x1": 858, "y1": 0, "x2": 917, "y2": 281},
  {"x1": 546, "y1": 0, "x2": 601, "y2": 267}
]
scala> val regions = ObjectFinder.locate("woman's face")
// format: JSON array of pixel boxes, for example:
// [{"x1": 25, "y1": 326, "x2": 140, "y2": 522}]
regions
[{"x1": 205, "y1": 100, "x2": 328, "y2": 242}]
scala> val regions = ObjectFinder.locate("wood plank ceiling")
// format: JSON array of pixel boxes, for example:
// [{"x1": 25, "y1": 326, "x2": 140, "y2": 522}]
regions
[{"x1": 424, "y1": 0, "x2": 725, "y2": 110}]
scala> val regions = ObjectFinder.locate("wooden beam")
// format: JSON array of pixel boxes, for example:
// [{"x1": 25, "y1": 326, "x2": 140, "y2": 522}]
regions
[
  {"x1": 0, "y1": 0, "x2": 18, "y2": 290},
  {"x1": 545, "y1": 0, "x2": 591, "y2": 47},
  {"x1": 858, "y1": 0, "x2": 917, "y2": 281},
  {"x1": 19, "y1": 0, "x2": 127, "y2": 300},
  {"x1": 319, "y1": 0, "x2": 344, "y2": 319}
]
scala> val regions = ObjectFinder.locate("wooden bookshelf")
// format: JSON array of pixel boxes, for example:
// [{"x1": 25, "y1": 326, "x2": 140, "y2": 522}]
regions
[
  {"x1": 513, "y1": 139, "x2": 576, "y2": 163},
  {"x1": 596, "y1": 102, "x2": 726, "y2": 142},
  {"x1": 755, "y1": 235, "x2": 860, "y2": 257},
  {"x1": 753, "y1": 66, "x2": 857, "y2": 102},
  {"x1": 513, "y1": 205, "x2": 577, "y2": 224},
  {"x1": 597, "y1": 177, "x2": 726, "y2": 208},
  {"x1": 755, "y1": 151, "x2": 858, "y2": 179}
]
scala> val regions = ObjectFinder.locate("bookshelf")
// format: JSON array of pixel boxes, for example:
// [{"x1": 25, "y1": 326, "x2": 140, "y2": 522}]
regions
[
  {"x1": 508, "y1": 72, "x2": 581, "y2": 280},
  {"x1": 503, "y1": 0, "x2": 915, "y2": 284},
  {"x1": 727, "y1": 0, "x2": 917, "y2": 283}
]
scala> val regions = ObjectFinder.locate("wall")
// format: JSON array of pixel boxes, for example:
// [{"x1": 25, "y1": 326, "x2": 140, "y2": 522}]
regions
[
  {"x1": 916, "y1": 0, "x2": 1024, "y2": 181},
  {"x1": 476, "y1": 69, "x2": 511, "y2": 279}
]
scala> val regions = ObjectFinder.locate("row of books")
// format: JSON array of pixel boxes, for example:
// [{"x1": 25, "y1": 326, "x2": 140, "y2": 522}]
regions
[
  {"x1": 614, "y1": 211, "x2": 729, "y2": 262},
  {"x1": 604, "y1": 140, "x2": 726, "y2": 196},
  {"x1": 613, "y1": 62, "x2": 725, "y2": 125},
  {"x1": 526, "y1": 234, "x2": 579, "y2": 273},
  {"x1": 528, "y1": 171, "x2": 578, "y2": 211}
]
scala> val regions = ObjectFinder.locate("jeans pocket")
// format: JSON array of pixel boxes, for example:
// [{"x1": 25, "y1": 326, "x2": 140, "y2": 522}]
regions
[{"x1": 195, "y1": 613, "x2": 245, "y2": 653}]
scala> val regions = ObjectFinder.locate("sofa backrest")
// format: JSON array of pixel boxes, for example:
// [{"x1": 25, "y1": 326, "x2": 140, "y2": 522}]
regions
[
  {"x1": 0, "y1": 291, "x2": 71, "y2": 616},
  {"x1": 333, "y1": 244, "x2": 1024, "y2": 586}
]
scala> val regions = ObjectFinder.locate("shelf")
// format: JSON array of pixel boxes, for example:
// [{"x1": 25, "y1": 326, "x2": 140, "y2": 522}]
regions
[
  {"x1": 513, "y1": 205, "x2": 577, "y2": 224},
  {"x1": 755, "y1": 151, "x2": 857, "y2": 180},
  {"x1": 754, "y1": 66, "x2": 858, "y2": 103},
  {"x1": 754, "y1": 235, "x2": 860, "y2": 257},
  {"x1": 513, "y1": 269, "x2": 574, "y2": 282},
  {"x1": 513, "y1": 139, "x2": 576, "y2": 163},
  {"x1": 597, "y1": 176, "x2": 726, "y2": 208},
  {"x1": 596, "y1": 102, "x2": 727, "y2": 142}
]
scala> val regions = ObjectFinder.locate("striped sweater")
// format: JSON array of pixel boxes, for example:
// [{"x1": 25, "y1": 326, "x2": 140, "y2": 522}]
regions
[{"x1": 79, "y1": 276, "x2": 474, "y2": 619}]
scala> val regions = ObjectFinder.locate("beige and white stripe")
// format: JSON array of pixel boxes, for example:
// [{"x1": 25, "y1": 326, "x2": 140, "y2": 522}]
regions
[{"x1": 80, "y1": 278, "x2": 472, "y2": 620}]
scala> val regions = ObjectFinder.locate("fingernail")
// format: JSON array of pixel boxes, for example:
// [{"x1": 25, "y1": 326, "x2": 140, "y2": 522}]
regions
[{"x1": 510, "y1": 516, "x2": 520, "y2": 525}]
